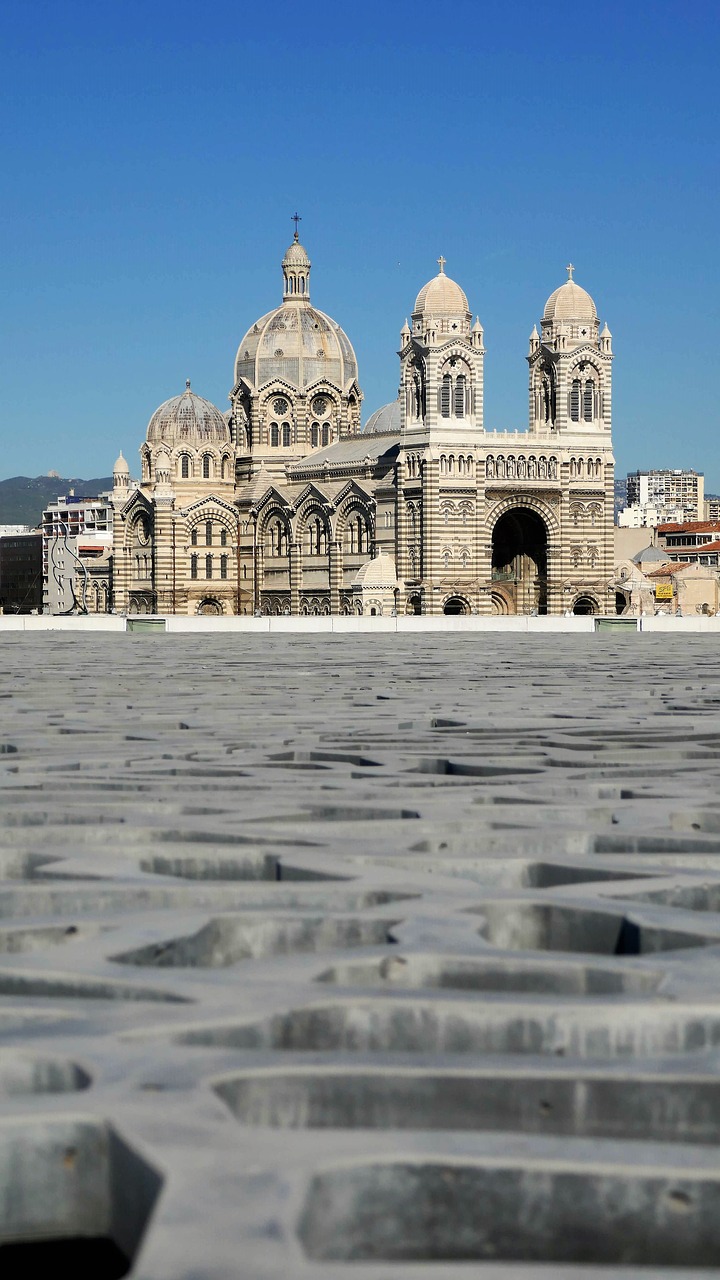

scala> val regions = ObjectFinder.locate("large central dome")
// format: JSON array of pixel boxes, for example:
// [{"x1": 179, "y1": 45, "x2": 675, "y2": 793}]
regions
[{"x1": 234, "y1": 236, "x2": 359, "y2": 392}]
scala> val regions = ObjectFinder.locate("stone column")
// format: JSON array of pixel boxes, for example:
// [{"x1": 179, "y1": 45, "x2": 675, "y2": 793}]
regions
[
  {"x1": 289, "y1": 543, "x2": 301, "y2": 615},
  {"x1": 329, "y1": 541, "x2": 342, "y2": 615},
  {"x1": 153, "y1": 497, "x2": 175, "y2": 614},
  {"x1": 422, "y1": 456, "x2": 441, "y2": 614}
]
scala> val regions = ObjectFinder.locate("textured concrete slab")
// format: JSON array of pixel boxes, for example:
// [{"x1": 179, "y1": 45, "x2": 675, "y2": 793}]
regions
[{"x1": 2, "y1": 633, "x2": 720, "y2": 1275}]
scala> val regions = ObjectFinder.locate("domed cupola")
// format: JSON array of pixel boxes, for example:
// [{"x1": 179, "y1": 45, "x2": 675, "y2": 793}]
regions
[
  {"x1": 146, "y1": 381, "x2": 230, "y2": 448},
  {"x1": 282, "y1": 232, "x2": 311, "y2": 301},
  {"x1": 541, "y1": 265, "x2": 599, "y2": 349},
  {"x1": 233, "y1": 241, "x2": 359, "y2": 392},
  {"x1": 412, "y1": 257, "x2": 472, "y2": 340}
]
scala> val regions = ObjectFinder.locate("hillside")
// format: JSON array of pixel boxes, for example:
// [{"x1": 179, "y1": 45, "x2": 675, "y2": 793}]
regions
[{"x1": 0, "y1": 476, "x2": 114, "y2": 528}]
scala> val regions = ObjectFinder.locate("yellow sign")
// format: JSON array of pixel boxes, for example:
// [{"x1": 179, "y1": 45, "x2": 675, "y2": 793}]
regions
[{"x1": 655, "y1": 583, "x2": 673, "y2": 600}]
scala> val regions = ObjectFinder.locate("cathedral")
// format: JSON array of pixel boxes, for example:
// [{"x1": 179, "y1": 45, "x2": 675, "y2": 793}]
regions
[{"x1": 111, "y1": 231, "x2": 615, "y2": 617}]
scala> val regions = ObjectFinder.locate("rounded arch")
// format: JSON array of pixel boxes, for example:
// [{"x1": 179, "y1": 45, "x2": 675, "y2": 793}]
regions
[
  {"x1": 442, "y1": 595, "x2": 471, "y2": 615},
  {"x1": 405, "y1": 594, "x2": 422, "y2": 616},
  {"x1": 262, "y1": 509, "x2": 290, "y2": 557},
  {"x1": 573, "y1": 594, "x2": 599, "y2": 615},
  {"x1": 196, "y1": 598, "x2": 224, "y2": 616},
  {"x1": 125, "y1": 509, "x2": 153, "y2": 551},
  {"x1": 296, "y1": 502, "x2": 331, "y2": 556},
  {"x1": 490, "y1": 589, "x2": 511, "y2": 615},
  {"x1": 491, "y1": 504, "x2": 550, "y2": 615},
  {"x1": 487, "y1": 493, "x2": 560, "y2": 538},
  {"x1": 336, "y1": 498, "x2": 375, "y2": 556},
  {"x1": 187, "y1": 509, "x2": 236, "y2": 549},
  {"x1": 257, "y1": 505, "x2": 291, "y2": 548}
]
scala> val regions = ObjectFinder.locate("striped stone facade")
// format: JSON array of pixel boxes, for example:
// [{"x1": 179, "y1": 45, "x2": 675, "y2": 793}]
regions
[{"x1": 112, "y1": 246, "x2": 615, "y2": 618}]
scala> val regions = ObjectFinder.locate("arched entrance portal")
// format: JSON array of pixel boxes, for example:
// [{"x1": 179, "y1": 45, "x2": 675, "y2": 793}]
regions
[
  {"x1": 573, "y1": 595, "x2": 598, "y2": 615},
  {"x1": 491, "y1": 509, "x2": 548, "y2": 614},
  {"x1": 443, "y1": 596, "x2": 469, "y2": 615},
  {"x1": 198, "y1": 598, "x2": 222, "y2": 616}
]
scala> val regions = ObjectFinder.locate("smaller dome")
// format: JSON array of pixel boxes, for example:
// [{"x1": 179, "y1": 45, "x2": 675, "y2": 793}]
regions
[
  {"x1": 632, "y1": 545, "x2": 668, "y2": 565},
  {"x1": 282, "y1": 236, "x2": 311, "y2": 268},
  {"x1": 146, "y1": 381, "x2": 229, "y2": 448},
  {"x1": 354, "y1": 551, "x2": 398, "y2": 587},
  {"x1": 364, "y1": 400, "x2": 401, "y2": 435},
  {"x1": 414, "y1": 266, "x2": 470, "y2": 318},
  {"x1": 113, "y1": 450, "x2": 129, "y2": 474},
  {"x1": 543, "y1": 277, "x2": 597, "y2": 323}
]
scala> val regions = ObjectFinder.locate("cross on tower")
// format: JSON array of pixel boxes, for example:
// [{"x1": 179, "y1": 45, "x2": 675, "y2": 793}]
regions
[
  {"x1": 291, "y1": 211, "x2": 302, "y2": 242},
  {"x1": 566, "y1": 262, "x2": 575, "y2": 280},
  {"x1": 437, "y1": 255, "x2": 446, "y2": 274}
]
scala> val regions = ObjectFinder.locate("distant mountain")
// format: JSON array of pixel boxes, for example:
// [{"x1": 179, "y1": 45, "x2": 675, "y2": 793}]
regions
[{"x1": 0, "y1": 476, "x2": 114, "y2": 528}]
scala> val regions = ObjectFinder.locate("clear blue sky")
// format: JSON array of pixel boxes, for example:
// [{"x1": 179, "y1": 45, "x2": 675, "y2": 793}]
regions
[{"x1": 1, "y1": 0, "x2": 719, "y2": 486}]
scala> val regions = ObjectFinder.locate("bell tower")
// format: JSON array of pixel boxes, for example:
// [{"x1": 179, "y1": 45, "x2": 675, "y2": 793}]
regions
[{"x1": 528, "y1": 264, "x2": 612, "y2": 436}]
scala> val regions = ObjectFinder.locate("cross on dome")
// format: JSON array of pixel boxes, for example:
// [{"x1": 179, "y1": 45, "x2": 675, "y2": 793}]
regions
[
  {"x1": 437, "y1": 255, "x2": 446, "y2": 274},
  {"x1": 291, "y1": 211, "x2": 302, "y2": 243},
  {"x1": 566, "y1": 262, "x2": 575, "y2": 280}
]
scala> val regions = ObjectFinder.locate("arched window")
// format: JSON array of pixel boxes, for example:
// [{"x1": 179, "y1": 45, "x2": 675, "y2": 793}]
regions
[
  {"x1": 181, "y1": 455, "x2": 190, "y2": 479},
  {"x1": 271, "y1": 423, "x2": 279, "y2": 447},
  {"x1": 570, "y1": 458, "x2": 577, "y2": 478},
  {"x1": 305, "y1": 516, "x2": 328, "y2": 555},
  {"x1": 448, "y1": 455, "x2": 455, "y2": 475},
  {"x1": 220, "y1": 555, "x2": 228, "y2": 579},
  {"x1": 311, "y1": 424, "x2": 319, "y2": 447},
  {"x1": 220, "y1": 528, "x2": 228, "y2": 546},
  {"x1": 205, "y1": 521, "x2": 213, "y2": 545},
  {"x1": 321, "y1": 424, "x2": 329, "y2": 447},
  {"x1": 191, "y1": 527, "x2": 198, "y2": 546},
  {"x1": 587, "y1": 459, "x2": 594, "y2": 479},
  {"x1": 267, "y1": 519, "x2": 288, "y2": 556},
  {"x1": 584, "y1": 380, "x2": 595, "y2": 421},
  {"x1": 190, "y1": 554, "x2": 198, "y2": 579},
  {"x1": 345, "y1": 513, "x2": 368, "y2": 555},
  {"x1": 282, "y1": 422, "x2": 291, "y2": 448},
  {"x1": 221, "y1": 457, "x2": 228, "y2": 479},
  {"x1": 205, "y1": 554, "x2": 212, "y2": 579},
  {"x1": 570, "y1": 379, "x2": 581, "y2": 422},
  {"x1": 454, "y1": 375, "x2": 466, "y2": 417},
  {"x1": 440, "y1": 375, "x2": 451, "y2": 418},
  {"x1": 202, "y1": 454, "x2": 211, "y2": 479}
]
